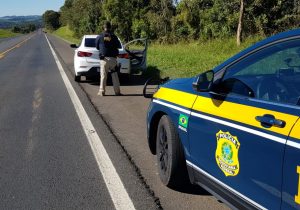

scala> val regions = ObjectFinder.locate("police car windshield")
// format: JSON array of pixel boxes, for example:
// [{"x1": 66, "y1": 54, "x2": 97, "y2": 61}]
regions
[{"x1": 85, "y1": 38, "x2": 96, "y2": 48}]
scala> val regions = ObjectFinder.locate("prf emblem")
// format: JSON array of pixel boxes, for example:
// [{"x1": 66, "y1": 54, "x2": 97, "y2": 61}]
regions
[
  {"x1": 104, "y1": 36, "x2": 111, "y2": 42},
  {"x1": 215, "y1": 131, "x2": 240, "y2": 177}
]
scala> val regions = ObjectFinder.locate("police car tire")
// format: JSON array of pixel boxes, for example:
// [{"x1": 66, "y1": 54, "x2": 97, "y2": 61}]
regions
[{"x1": 156, "y1": 115, "x2": 188, "y2": 188}]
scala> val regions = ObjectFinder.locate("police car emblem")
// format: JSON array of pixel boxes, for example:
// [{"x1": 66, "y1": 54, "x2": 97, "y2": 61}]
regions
[{"x1": 215, "y1": 131, "x2": 240, "y2": 177}]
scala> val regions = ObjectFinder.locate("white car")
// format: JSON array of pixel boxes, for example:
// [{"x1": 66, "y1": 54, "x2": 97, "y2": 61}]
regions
[{"x1": 70, "y1": 35, "x2": 147, "y2": 82}]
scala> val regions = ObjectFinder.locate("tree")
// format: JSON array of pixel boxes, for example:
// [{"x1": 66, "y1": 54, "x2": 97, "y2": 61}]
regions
[
  {"x1": 141, "y1": 0, "x2": 175, "y2": 41},
  {"x1": 65, "y1": 0, "x2": 102, "y2": 37},
  {"x1": 60, "y1": 0, "x2": 74, "y2": 26},
  {"x1": 12, "y1": 26, "x2": 21, "y2": 33},
  {"x1": 103, "y1": 0, "x2": 133, "y2": 41},
  {"x1": 27, "y1": 24, "x2": 37, "y2": 32},
  {"x1": 42, "y1": 10, "x2": 61, "y2": 31},
  {"x1": 56, "y1": 0, "x2": 300, "y2": 43},
  {"x1": 236, "y1": 0, "x2": 244, "y2": 46}
]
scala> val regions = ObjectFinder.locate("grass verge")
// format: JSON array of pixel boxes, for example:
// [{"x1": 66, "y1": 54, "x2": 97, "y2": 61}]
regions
[
  {"x1": 0, "y1": 29, "x2": 19, "y2": 38},
  {"x1": 147, "y1": 36, "x2": 264, "y2": 79},
  {"x1": 52, "y1": 26, "x2": 80, "y2": 44}
]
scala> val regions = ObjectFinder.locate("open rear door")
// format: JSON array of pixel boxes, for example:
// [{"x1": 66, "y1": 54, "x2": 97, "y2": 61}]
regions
[{"x1": 124, "y1": 38, "x2": 148, "y2": 72}]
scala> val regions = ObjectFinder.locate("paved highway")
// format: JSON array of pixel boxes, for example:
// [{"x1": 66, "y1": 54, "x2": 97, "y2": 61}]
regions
[
  {"x1": 0, "y1": 30, "x2": 229, "y2": 209},
  {"x1": 0, "y1": 31, "x2": 157, "y2": 210},
  {"x1": 0, "y1": 34, "x2": 32, "y2": 55},
  {"x1": 47, "y1": 34, "x2": 229, "y2": 210}
]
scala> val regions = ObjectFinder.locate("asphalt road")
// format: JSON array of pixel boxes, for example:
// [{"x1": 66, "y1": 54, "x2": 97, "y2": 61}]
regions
[
  {"x1": 46, "y1": 34, "x2": 229, "y2": 210},
  {"x1": 0, "y1": 31, "x2": 158, "y2": 210},
  {"x1": 0, "y1": 34, "x2": 32, "y2": 53}
]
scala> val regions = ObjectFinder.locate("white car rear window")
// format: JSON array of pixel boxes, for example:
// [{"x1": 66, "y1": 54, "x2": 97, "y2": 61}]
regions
[{"x1": 85, "y1": 38, "x2": 96, "y2": 48}]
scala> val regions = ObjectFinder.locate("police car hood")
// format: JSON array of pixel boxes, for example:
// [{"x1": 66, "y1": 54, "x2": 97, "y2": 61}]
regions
[{"x1": 162, "y1": 77, "x2": 196, "y2": 94}]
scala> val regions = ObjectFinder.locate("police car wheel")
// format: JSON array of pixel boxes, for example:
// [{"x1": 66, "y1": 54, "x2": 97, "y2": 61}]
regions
[{"x1": 156, "y1": 115, "x2": 188, "y2": 188}]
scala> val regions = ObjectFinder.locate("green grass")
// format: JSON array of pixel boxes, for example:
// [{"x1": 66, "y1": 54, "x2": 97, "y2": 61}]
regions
[
  {"x1": 53, "y1": 26, "x2": 264, "y2": 79},
  {"x1": 0, "y1": 29, "x2": 19, "y2": 38},
  {"x1": 147, "y1": 36, "x2": 264, "y2": 79},
  {"x1": 52, "y1": 26, "x2": 80, "y2": 44}
]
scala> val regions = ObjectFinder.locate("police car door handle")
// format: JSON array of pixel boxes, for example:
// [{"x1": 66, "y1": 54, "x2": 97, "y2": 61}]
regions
[{"x1": 255, "y1": 114, "x2": 286, "y2": 128}]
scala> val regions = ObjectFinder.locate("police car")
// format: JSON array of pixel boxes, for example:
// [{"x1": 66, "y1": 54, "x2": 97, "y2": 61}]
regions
[{"x1": 146, "y1": 29, "x2": 300, "y2": 209}]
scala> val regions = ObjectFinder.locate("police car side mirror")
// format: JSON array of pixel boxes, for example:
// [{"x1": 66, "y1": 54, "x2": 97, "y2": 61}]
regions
[{"x1": 193, "y1": 70, "x2": 214, "y2": 92}]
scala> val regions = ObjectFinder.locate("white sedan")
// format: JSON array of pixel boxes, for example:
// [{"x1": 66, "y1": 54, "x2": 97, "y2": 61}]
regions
[{"x1": 70, "y1": 35, "x2": 147, "y2": 82}]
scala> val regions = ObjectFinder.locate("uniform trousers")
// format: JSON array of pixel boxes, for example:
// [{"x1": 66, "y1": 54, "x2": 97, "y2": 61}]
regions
[{"x1": 99, "y1": 57, "x2": 121, "y2": 95}]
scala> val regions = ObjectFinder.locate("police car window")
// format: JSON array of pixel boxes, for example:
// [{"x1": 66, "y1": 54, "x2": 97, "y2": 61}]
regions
[
  {"x1": 85, "y1": 38, "x2": 96, "y2": 48},
  {"x1": 223, "y1": 39, "x2": 300, "y2": 105}
]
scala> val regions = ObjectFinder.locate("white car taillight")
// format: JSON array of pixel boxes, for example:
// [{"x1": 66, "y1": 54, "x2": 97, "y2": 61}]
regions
[
  {"x1": 118, "y1": 53, "x2": 129, "y2": 59},
  {"x1": 77, "y1": 51, "x2": 93, "y2": 57}
]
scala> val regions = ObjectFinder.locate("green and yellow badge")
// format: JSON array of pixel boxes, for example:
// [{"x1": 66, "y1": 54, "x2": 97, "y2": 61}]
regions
[
  {"x1": 215, "y1": 131, "x2": 240, "y2": 177},
  {"x1": 178, "y1": 114, "x2": 189, "y2": 132},
  {"x1": 179, "y1": 114, "x2": 188, "y2": 128}
]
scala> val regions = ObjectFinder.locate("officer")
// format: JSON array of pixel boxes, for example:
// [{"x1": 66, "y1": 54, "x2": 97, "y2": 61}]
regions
[{"x1": 96, "y1": 21, "x2": 121, "y2": 96}]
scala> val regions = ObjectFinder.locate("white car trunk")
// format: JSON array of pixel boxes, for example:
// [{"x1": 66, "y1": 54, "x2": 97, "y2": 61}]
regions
[{"x1": 85, "y1": 48, "x2": 100, "y2": 64}]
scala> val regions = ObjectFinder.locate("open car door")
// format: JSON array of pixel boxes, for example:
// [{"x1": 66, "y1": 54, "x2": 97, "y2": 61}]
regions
[{"x1": 124, "y1": 38, "x2": 148, "y2": 72}]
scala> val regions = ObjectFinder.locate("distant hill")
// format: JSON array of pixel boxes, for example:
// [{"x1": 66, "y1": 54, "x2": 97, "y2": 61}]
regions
[{"x1": 0, "y1": 15, "x2": 42, "y2": 28}]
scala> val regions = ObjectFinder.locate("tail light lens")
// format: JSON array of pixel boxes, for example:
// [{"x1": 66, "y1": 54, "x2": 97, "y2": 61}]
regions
[
  {"x1": 118, "y1": 53, "x2": 129, "y2": 59},
  {"x1": 77, "y1": 51, "x2": 93, "y2": 57}
]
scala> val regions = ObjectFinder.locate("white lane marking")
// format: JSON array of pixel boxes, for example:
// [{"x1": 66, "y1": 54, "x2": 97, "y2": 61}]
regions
[
  {"x1": 45, "y1": 35, "x2": 136, "y2": 210},
  {"x1": 186, "y1": 161, "x2": 267, "y2": 210}
]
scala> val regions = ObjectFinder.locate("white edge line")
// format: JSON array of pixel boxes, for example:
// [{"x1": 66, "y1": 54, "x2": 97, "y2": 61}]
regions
[
  {"x1": 186, "y1": 161, "x2": 267, "y2": 210},
  {"x1": 45, "y1": 35, "x2": 136, "y2": 210},
  {"x1": 153, "y1": 99, "x2": 291, "y2": 146}
]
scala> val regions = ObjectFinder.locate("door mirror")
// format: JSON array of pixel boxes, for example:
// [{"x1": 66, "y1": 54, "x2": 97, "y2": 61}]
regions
[
  {"x1": 193, "y1": 70, "x2": 214, "y2": 92},
  {"x1": 70, "y1": 44, "x2": 78, "y2": 48}
]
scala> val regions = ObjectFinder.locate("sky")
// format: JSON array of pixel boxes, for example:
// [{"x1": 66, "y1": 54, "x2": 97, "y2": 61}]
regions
[{"x1": 0, "y1": 0, "x2": 65, "y2": 16}]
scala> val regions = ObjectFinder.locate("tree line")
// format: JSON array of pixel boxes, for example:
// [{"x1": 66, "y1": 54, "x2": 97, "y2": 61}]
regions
[
  {"x1": 11, "y1": 24, "x2": 37, "y2": 34},
  {"x1": 43, "y1": 0, "x2": 300, "y2": 44}
]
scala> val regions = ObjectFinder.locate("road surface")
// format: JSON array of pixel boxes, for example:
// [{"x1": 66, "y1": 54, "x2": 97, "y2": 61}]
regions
[
  {"x1": 0, "y1": 31, "x2": 158, "y2": 210},
  {"x1": 0, "y1": 30, "x2": 229, "y2": 209}
]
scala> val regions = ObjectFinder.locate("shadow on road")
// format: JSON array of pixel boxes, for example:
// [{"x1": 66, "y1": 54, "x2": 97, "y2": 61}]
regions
[
  {"x1": 173, "y1": 183, "x2": 211, "y2": 196},
  {"x1": 142, "y1": 65, "x2": 161, "y2": 81},
  {"x1": 79, "y1": 65, "x2": 162, "y2": 88}
]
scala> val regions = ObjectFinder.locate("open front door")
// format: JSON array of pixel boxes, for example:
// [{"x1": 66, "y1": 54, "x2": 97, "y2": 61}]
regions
[{"x1": 124, "y1": 38, "x2": 148, "y2": 72}]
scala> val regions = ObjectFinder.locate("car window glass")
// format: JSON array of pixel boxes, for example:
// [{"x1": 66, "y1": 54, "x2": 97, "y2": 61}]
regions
[
  {"x1": 84, "y1": 38, "x2": 96, "y2": 48},
  {"x1": 222, "y1": 39, "x2": 300, "y2": 105}
]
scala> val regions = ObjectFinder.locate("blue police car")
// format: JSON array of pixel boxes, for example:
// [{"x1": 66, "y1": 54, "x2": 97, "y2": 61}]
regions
[{"x1": 146, "y1": 29, "x2": 300, "y2": 209}]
